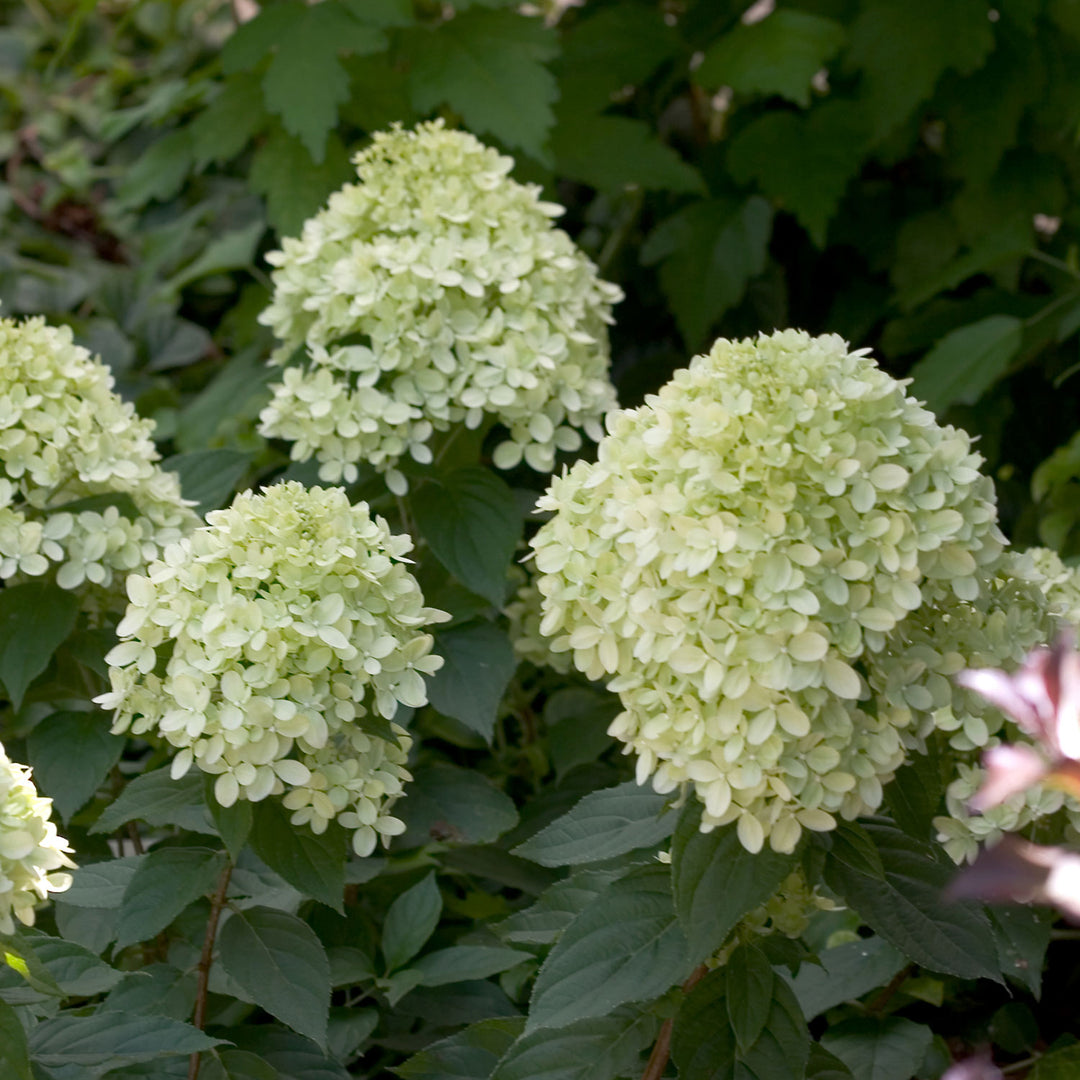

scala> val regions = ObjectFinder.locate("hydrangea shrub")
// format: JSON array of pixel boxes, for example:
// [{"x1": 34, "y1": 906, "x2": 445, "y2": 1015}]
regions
[
  {"x1": 0, "y1": 742, "x2": 73, "y2": 935},
  {"x1": 530, "y1": 330, "x2": 1006, "y2": 852},
  {"x1": 257, "y1": 120, "x2": 623, "y2": 493},
  {"x1": 0, "y1": 315, "x2": 198, "y2": 594},
  {"x1": 97, "y1": 482, "x2": 448, "y2": 856}
]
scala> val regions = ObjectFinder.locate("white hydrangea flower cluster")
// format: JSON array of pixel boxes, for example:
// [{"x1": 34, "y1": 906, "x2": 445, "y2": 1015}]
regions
[
  {"x1": 530, "y1": 330, "x2": 1005, "y2": 854},
  {"x1": 97, "y1": 482, "x2": 449, "y2": 856},
  {"x1": 0, "y1": 315, "x2": 197, "y2": 594},
  {"x1": 257, "y1": 120, "x2": 622, "y2": 493},
  {"x1": 0, "y1": 742, "x2": 74, "y2": 934}
]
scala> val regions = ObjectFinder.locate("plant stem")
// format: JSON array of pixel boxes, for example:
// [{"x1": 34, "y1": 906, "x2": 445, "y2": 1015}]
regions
[
  {"x1": 866, "y1": 963, "x2": 915, "y2": 1015},
  {"x1": 187, "y1": 860, "x2": 234, "y2": 1080},
  {"x1": 641, "y1": 964, "x2": 709, "y2": 1080}
]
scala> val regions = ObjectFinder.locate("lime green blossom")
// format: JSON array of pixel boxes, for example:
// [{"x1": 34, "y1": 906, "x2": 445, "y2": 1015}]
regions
[
  {"x1": 0, "y1": 314, "x2": 197, "y2": 595},
  {"x1": 97, "y1": 482, "x2": 449, "y2": 856},
  {"x1": 257, "y1": 121, "x2": 622, "y2": 493},
  {"x1": 530, "y1": 330, "x2": 1004, "y2": 853},
  {"x1": 0, "y1": 742, "x2": 74, "y2": 934}
]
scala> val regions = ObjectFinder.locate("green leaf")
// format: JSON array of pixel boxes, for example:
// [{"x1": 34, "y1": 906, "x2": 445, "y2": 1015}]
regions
[
  {"x1": 820, "y1": 1018, "x2": 934, "y2": 1080},
  {"x1": 382, "y1": 872, "x2": 443, "y2": 973},
  {"x1": 0, "y1": 931, "x2": 64, "y2": 999},
  {"x1": 726, "y1": 945, "x2": 775, "y2": 1052},
  {"x1": 104, "y1": 963, "x2": 198, "y2": 1021},
  {"x1": 428, "y1": 620, "x2": 516, "y2": 742},
  {"x1": 27, "y1": 710, "x2": 124, "y2": 821},
  {"x1": 261, "y1": 3, "x2": 386, "y2": 161},
  {"x1": 163, "y1": 449, "x2": 251, "y2": 517},
  {"x1": 670, "y1": 804, "x2": 796, "y2": 964},
  {"x1": 203, "y1": 1049, "x2": 280, "y2": 1080},
  {"x1": 177, "y1": 347, "x2": 277, "y2": 454},
  {"x1": 807, "y1": 1043, "x2": 856, "y2": 1080},
  {"x1": 908, "y1": 315, "x2": 1023, "y2": 415},
  {"x1": 671, "y1": 966, "x2": 810, "y2": 1080},
  {"x1": 116, "y1": 847, "x2": 226, "y2": 950},
  {"x1": 0, "y1": 581, "x2": 79, "y2": 709},
  {"x1": 404, "y1": 8, "x2": 558, "y2": 163},
  {"x1": 1031, "y1": 1043, "x2": 1080, "y2": 1079},
  {"x1": 550, "y1": 113, "x2": 704, "y2": 195},
  {"x1": 641, "y1": 196, "x2": 773, "y2": 347},
  {"x1": 413, "y1": 467, "x2": 522, "y2": 606},
  {"x1": 116, "y1": 129, "x2": 194, "y2": 208},
  {"x1": 90, "y1": 769, "x2": 211, "y2": 835},
  {"x1": 823, "y1": 821, "x2": 999, "y2": 980},
  {"x1": 544, "y1": 688, "x2": 617, "y2": 781},
  {"x1": 495, "y1": 868, "x2": 621, "y2": 947},
  {"x1": 492, "y1": 1007, "x2": 658, "y2": 1080},
  {"x1": 695, "y1": 10, "x2": 846, "y2": 107},
  {"x1": 166, "y1": 221, "x2": 265, "y2": 294},
  {"x1": 990, "y1": 906, "x2": 1053, "y2": 999},
  {"x1": 28, "y1": 1014, "x2": 221, "y2": 1068},
  {"x1": 411, "y1": 946, "x2": 532, "y2": 988},
  {"x1": 398, "y1": 1016, "x2": 524, "y2": 1080},
  {"x1": 55, "y1": 855, "x2": 144, "y2": 910},
  {"x1": 556, "y1": 4, "x2": 679, "y2": 111},
  {"x1": 512, "y1": 781, "x2": 676, "y2": 867},
  {"x1": 248, "y1": 800, "x2": 347, "y2": 912},
  {"x1": 847, "y1": 0, "x2": 995, "y2": 135},
  {"x1": 727, "y1": 101, "x2": 870, "y2": 247},
  {"x1": 190, "y1": 73, "x2": 268, "y2": 166},
  {"x1": 526, "y1": 864, "x2": 689, "y2": 1032},
  {"x1": 396, "y1": 761, "x2": 519, "y2": 847},
  {"x1": 0, "y1": 999, "x2": 32, "y2": 1080},
  {"x1": 787, "y1": 937, "x2": 907, "y2": 1020},
  {"x1": 13, "y1": 932, "x2": 124, "y2": 997},
  {"x1": 250, "y1": 127, "x2": 353, "y2": 238},
  {"x1": 219, "y1": 1026, "x2": 349, "y2": 1080},
  {"x1": 218, "y1": 906, "x2": 331, "y2": 1048},
  {"x1": 883, "y1": 752, "x2": 946, "y2": 842},
  {"x1": 827, "y1": 821, "x2": 886, "y2": 881}
]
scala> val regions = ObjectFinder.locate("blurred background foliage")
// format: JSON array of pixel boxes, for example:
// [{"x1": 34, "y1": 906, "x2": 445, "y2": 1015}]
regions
[{"x1": 3, "y1": 0, "x2": 1080, "y2": 542}]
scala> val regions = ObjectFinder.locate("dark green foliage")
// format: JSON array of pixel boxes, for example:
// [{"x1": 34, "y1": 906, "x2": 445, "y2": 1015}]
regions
[{"x1": 2, "y1": 3, "x2": 1080, "y2": 1077}]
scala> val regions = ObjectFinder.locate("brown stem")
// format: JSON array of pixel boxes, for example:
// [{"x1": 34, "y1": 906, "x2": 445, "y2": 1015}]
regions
[
  {"x1": 642, "y1": 964, "x2": 709, "y2": 1080},
  {"x1": 126, "y1": 821, "x2": 144, "y2": 856},
  {"x1": 866, "y1": 963, "x2": 915, "y2": 1015},
  {"x1": 187, "y1": 860, "x2": 234, "y2": 1080}
]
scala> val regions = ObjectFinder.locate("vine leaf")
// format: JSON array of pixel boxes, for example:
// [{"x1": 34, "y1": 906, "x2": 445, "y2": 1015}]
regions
[{"x1": 404, "y1": 8, "x2": 558, "y2": 163}]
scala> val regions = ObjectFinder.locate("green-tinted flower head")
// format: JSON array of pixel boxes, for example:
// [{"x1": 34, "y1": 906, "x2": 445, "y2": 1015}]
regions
[
  {"x1": 0, "y1": 742, "x2": 74, "y2": 934},
  {"x1": 0, "y1": 315, "x2": 198, "y2": 594},
  {"x1": 98, "y1": 481, "x2": 449, "y2": 856},
  {"x1": 258, "y1": 120, "x2": 622, "y2": 493},
  {"x1": 530, "y1": 330, "x2": 1004, "y2": 853}
]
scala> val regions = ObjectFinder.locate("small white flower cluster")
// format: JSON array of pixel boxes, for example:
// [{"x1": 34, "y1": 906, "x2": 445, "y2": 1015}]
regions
[
  {"x1": 257, "y1": 120, "x2": 622, "y2": 493},
  {"x1": 505, "y1": 571, "x2": 574, "y2": 675},
  {"x1": 97, "y1": 482, "x2": 449, "y2": 856},
  {"x1": 0, "y1": 315, "x2": 197, "y2": 595},
  {"x1": 530, "y1": 330, "x2": 1005, "y2": 853},
  {"x1": 924, "y1": 548, "x2": 1080, "y2": 863},
  {"x1": 0, "y1": 742, "x2": 74, "y2": 934},
  {"x1": 866, "y1": 551, "x2": 1061, "y2": 756}
]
